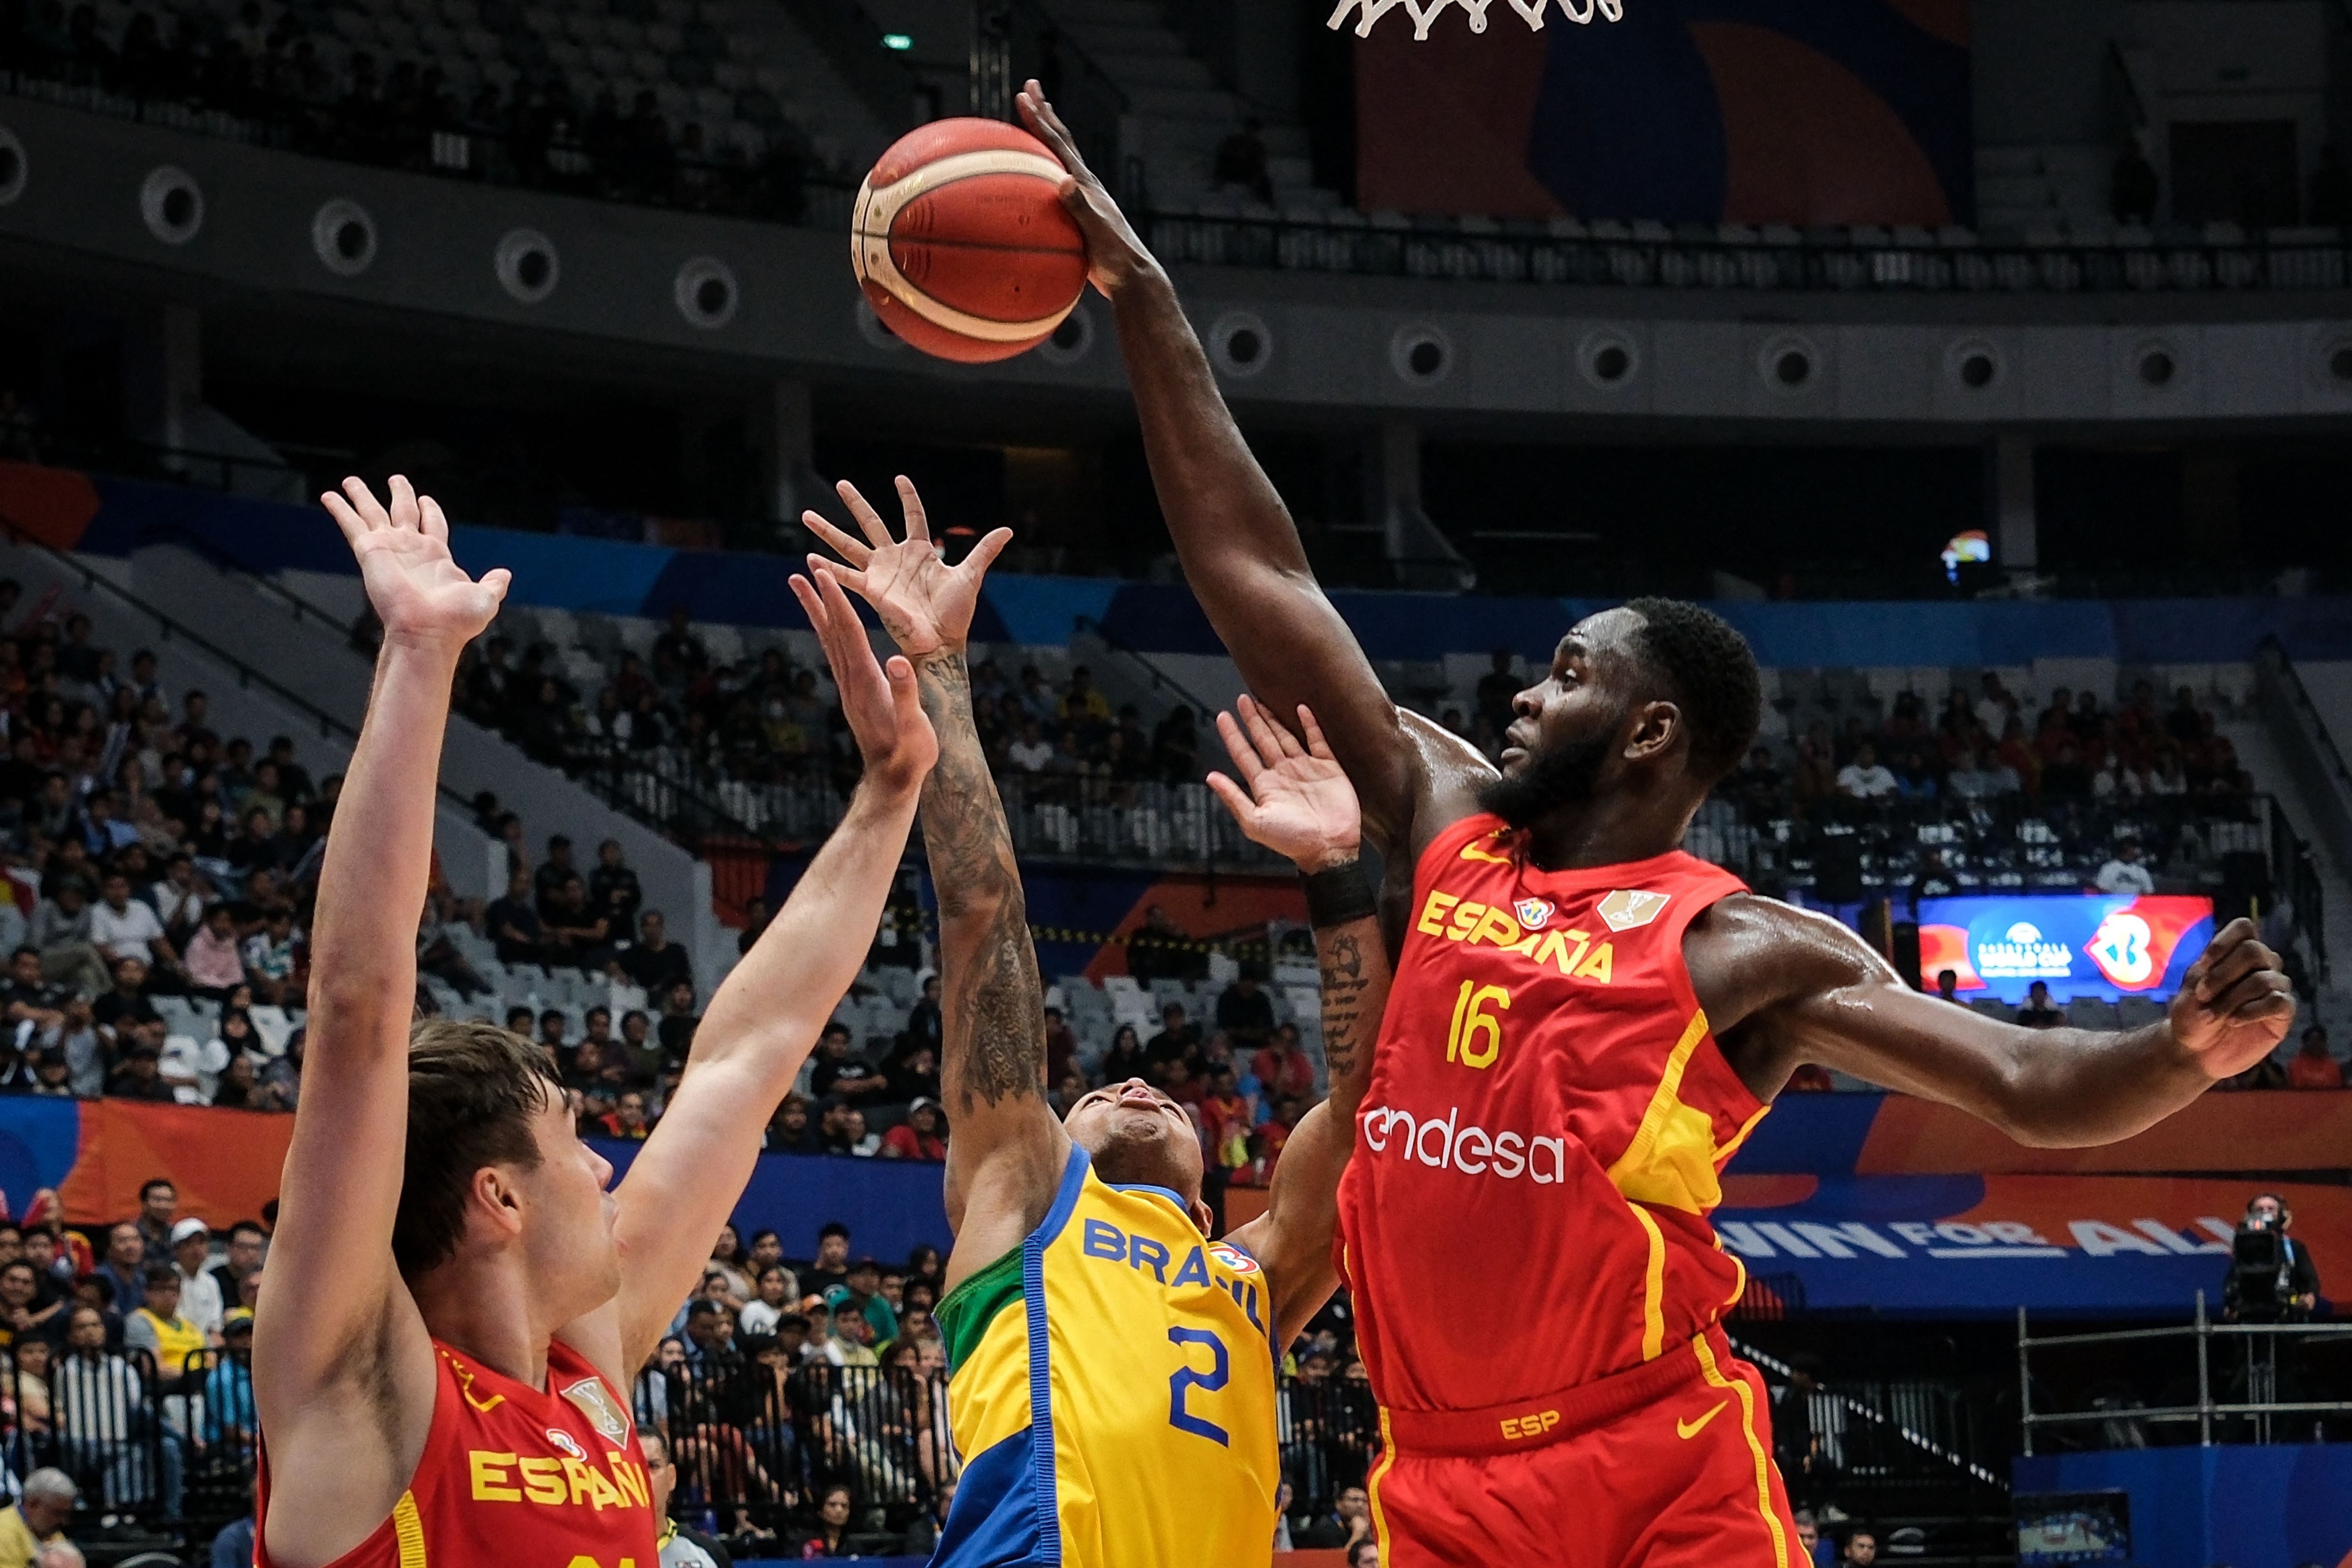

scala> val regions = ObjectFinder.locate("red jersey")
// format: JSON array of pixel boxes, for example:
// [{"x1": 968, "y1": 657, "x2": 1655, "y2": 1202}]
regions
[
  {"x1": 257, "y1": 1336, "x2": 658, "y2": 1568},
  {"x1": 1338, "y1": 813, "x2": 1767, "y2": 1411}
]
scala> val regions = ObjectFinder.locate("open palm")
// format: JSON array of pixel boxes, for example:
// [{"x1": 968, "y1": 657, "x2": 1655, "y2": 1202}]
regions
[
  {"x1": 320, "y1": 476, "x2": 509, "y2": 649},
  {"x1": 803, "y1": 478, "x2": 1010, "y2": 659},
  {"x1": 1207, "y1": 697, "x2": 1361, "y2": 872}
]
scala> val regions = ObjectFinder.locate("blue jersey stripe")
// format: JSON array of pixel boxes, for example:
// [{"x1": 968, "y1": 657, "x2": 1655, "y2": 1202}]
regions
[{"x1": 1023, "y1": 1144, "x2": 1089, "y2": 1565}]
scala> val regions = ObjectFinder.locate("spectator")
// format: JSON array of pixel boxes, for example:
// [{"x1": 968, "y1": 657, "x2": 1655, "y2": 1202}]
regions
[
  {"x1": 805, "y1": 1223, "x2": 852, "y2": 1297},
  {"x1": 29, "y1": 883, "x2": 110, "y2": 999},
  {"x1": 818, "y1": 1102, "x2": 879, "y2": 1158},
  {"x1": 808, "y1": 1024, "x2": 886, "y2": 1103},
  {"x1": 1211, "y1": 116, "x2": 1273, "y2": 204},
  {"x1": 2016, "y1": 981, "x2": 2065, "y2": 1029},
  {"x1": 738, "y1": 1266, "x2": 798, "y2": 1338},
  {"x1": 201, "y1": 1314, "x2": 258, "y2": 1451},
  {"x1": 168, "y1": 1218, "x2": 222, "y2": 1336},
  {"x1": 0, "y1": 1469, "x2": 74, "y2": 1566},
  {"x1": 485, "y1": 868, "x2": 545, "y2": 965},
  {"x1": 838, "y1": 1258, "x2": 897, "y2": 1344},
  {"x1": 93, "y1": 957, "x2": 163, "y2": 1055},
  {"x1": 1006, "y1": 719, "x2": 1053, "y2": 773},
  {"x1": 766, "y1": 1093, "x2": 822, "y2": 1154},
  {"x1": 1252, "y1": 1024, "x2": 1316, "y2": 1104},
  {"x1": 1300, "y1": 1484, "x2": 1374, "y2": 1551},
  {"x1": 881, "y1": 1099, "x2": 946, "y2": 1162},
  {"x1": 182, "y1": 906, "x2": 246, "y2": 1000},
  {"x1": 209, "y1": 1220, "x2": 264, "y2": 1309},
  {"x1": 1931, "y1": 970, "x2": 1963, "y2": 1006},
  {"x1": 801, "y1": 1483, "x2": 855, "y2": 1558},
  {"x1": 736, "y1": 895, "x2": 771, "y2": 957},
  {"x1": 123, "y1": 1263, "x2": 206, "y2": 1377},
  {"x1": 132, "y1": 1178, "x2": 177, "y2": 1262},
  {"x1": 2288, "y1": 1025, "x2": 2344, "y2": 1090},
  {"x1": 240, "y1": 907, "x2": 299, "y2": 1006},
  {"x1": 107, "y1": 1041, "x2": 175, "y2": 1102},
  {"x1": 655, "y1": 979, "x2": 699, "y2": 1065},
  {"x1": 1146, "y1": 1003, "x2": 1199, "y2": 1070},
  {"x1": 588, "y1": 839, "x2": 642, "y2": 931},
  {"x1": 1041, "y1": 1005, "x2": 1079, "y2": 1088},
  {"x1": 1841, "y1": 1528, "x2": 1879, "y2": 1567},
  {"x1": 2094, "y1": 838, "x2": 2154, "y2": 896},
  {"x1": 902, "y1": 974, "x2": 943, "y2": 1055},
  {"x1": 1215, "y1": 969, "x2": 1276, "y2": 1048},
  {"x1": 1835, "y1": 743, "x2": 1897, "y2": 800}
]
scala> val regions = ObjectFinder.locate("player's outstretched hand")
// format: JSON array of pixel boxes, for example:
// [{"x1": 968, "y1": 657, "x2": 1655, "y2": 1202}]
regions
[
  {"x1": 788, "y1": 564, "x2": 938, "y2": 797},
  {"x1": 2169, "y1": 917, "x2": 2296, "y2": 1078},
  {"x1": 1016, "y1": 79, "x2": 1154, "y2": 299},
  {"x1": 1207, "y1": 697, "x2": 1361, "y2": 874},
  {"x1": 321, "y1": 476, "x2": 509, "y2": 653},
  {"x1": 803, "y1": 477, "x2": 1009, "y2": 660}
]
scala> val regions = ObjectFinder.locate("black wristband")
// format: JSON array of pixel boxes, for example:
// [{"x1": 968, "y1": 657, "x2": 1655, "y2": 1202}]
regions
[{"x1": 1303, "y1": 858, "x2": 1376, "y2": 929}]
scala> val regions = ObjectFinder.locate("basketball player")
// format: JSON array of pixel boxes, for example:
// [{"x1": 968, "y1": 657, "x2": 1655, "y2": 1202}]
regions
[
  {"x1": 253, "y1": 477, "x2": 938, "y2": 1566},
  {"x1": 1015, "y1": 85, "x2": 2298, "y2": 1567},
  {"x1": 800, "y1": 478, "x2": 1383, "y2": 1568}
]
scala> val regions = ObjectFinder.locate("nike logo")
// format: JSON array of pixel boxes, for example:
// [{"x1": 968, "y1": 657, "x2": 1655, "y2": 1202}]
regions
[
  {"x1": 1677, "y1": 1400, "x2": 1729, "y2": 1440},
  {"x1": 1461, "y1": 844, "x2": 1513, "y2": 865}
]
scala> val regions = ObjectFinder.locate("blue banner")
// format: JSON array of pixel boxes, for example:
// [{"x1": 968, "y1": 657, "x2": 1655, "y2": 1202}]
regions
[{"x1": 1917, "y1": 895, "x2": 2215, "y2": 1004}]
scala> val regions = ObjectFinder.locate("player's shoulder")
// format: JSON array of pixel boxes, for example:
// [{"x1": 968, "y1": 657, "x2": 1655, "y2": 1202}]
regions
[{"x1": 1685, "y1": 891, "x2": 1888, "y2": 1025}]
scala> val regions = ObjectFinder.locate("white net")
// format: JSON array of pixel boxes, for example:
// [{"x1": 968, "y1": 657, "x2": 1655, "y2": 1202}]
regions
[{"x1": 1326, "y1": 0, "x2": 1624, "y2": 38}]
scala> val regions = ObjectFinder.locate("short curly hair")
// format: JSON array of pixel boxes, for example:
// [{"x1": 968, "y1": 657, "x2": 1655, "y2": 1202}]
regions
[{"x1": 1622, "y1": 597, "x2": 1762, "y2": 786}]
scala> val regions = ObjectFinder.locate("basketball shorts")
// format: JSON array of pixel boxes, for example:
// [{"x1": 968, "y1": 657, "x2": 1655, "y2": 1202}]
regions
[{"x1": 1367, "y1": 1327, "x2": 1803, "y2": 1568}]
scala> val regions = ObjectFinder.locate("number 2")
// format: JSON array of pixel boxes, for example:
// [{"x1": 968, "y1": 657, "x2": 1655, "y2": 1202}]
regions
[{"x1": 1167, "y1": 1327, "x2": 1230, "y2": 1446}]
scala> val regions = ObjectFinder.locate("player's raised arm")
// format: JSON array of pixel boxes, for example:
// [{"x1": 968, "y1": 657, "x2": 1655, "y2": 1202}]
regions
[
  {"x1": 1209, "y1": 700, "x2": 1389, "y2": 1344},
  {"x1": 1016, "y1": 84, "x2": 1487, "y2": 862},
  {"x1": 805, "y1": 478, "x2": 1068, "y2": 1289},
  {"x1": 574, "y1": 563, "x2": 937, "y2": 1377},
  {"x1": 254, "y1": 478, "x2": 507, "y2": 1566},
  {"x1": 1704, "y1": 904, "x2": 2296, "y2": 1146}
]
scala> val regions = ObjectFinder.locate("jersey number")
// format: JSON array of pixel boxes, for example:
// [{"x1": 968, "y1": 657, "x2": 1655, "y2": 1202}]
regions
[
  {"x1": 1167, "y1": 1327, "x2": 1231, "y2": 1447},
  {"x1": 1446, "y1": 981, "x2": 1510, "y2": 1070}
]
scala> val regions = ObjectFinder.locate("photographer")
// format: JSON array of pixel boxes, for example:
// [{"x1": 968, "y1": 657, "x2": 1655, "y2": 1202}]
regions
[{"x1": 2223, "y1": 1194, "x2": 2320, "y2": 1323}]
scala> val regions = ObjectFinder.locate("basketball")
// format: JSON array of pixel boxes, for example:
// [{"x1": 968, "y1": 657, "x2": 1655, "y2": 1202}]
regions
[{"x1": 851, "y1": 119, "x2": 1090, "y2": 365}]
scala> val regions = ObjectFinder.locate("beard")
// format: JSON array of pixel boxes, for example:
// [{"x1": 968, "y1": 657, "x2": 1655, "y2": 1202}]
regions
[{"x1": 1477, "y1": 727, "x2": 1617, "y2": 829}]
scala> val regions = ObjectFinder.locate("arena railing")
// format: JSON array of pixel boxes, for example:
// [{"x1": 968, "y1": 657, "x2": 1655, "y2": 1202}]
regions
[
  {"x1": 0, "y1": 1343, "x2": 177, "y2": 1530},
  {"x1": 1143, "y1": 207, "x2": 2352, "y2": 295},
  {"x1": 16, "y1": 58, "x2": 2352, "y2": 298},
  {"x1": 2018, "y1": 1293, "x2": 2352, "y2": 1451},
  {"x1": 630, "y1": 1356, "x2": 1381, "y2": 1539}
]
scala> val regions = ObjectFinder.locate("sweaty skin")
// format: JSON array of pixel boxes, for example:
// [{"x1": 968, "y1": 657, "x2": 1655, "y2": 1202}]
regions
[{"x1": 1009, "y1": 81, "x2": 2296, "y2": 1140}]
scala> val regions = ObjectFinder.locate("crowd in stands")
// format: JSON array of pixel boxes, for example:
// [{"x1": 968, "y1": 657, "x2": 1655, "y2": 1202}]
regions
[
  {"x1": 0, "y1": 0, "x2": 824, "y2": 220},
  {"x1": 459, "y1": 606, "x2": 1215, "y2": 807}
]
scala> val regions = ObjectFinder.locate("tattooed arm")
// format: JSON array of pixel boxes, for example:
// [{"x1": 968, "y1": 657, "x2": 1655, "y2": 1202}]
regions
[
  {"x1": 1212, "y1": 700, "x2": 1389, "y2": 1345},
  {"x1": 803, "y1": 479, "x2": 1068, "y2": 1293}
]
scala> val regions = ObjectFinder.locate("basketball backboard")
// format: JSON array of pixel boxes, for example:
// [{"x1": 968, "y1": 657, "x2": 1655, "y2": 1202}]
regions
[{"x1": 1327, "y1": 0, "x2": 1625, "y2": 39}]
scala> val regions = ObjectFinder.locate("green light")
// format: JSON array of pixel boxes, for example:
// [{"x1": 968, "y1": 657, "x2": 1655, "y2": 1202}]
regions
[{"x1": 882, "y1": 32, "x2": 913, "y2": 49}]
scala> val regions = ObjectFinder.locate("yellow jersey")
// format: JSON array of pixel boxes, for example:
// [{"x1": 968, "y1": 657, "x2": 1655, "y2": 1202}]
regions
[{"x1": 933, "y1": 1146, "x2": 1279, "y2": 1568}]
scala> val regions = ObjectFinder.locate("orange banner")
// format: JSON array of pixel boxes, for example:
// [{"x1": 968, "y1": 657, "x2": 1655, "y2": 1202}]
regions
[
  {"x1": 57, "y1": 1101, "x2": 293, "y2": 1230},
  {"x1": 1857, "y1": 1090, "x2": 2352, "y2": 1175}
]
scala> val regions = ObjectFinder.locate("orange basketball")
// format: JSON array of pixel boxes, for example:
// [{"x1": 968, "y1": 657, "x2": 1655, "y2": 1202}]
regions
[{"x1": 851, "y1": 119, "x2": 1089, "y2": 364}]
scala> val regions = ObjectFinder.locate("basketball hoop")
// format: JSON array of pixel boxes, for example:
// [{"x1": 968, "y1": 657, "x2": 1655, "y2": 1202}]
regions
[{"x1": 1327, "y1": 0, "x2": 1623, "y2": 39}]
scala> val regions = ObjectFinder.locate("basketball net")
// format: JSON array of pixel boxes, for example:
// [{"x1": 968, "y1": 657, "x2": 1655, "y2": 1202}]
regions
[{"x1": 1326, "y1": 0, "x2": 1624, "y2": 39}]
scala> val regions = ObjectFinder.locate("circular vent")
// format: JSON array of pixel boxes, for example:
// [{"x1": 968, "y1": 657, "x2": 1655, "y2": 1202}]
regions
[
  {"x1": 1389, "y1": 325, "x2": 1454, "y2": 385},
  {"x1": 1209, "y1": 311, "x2": 1273, "y2": 379},
  {"x1": 674, "y1": 255, "x2": 739, "y2": 329},
  {"x1": 2137, "y1": 344, "x2": 2178, "y2": 387},
  {"x1": 310, "y1": 199, "x2": 377, "y2": 276},
  {"x1": 1757, "y1": 333, "x2": 1821, "y2": 395},
  {"x1": 1039, "y1": 303, "x2": 1094, "y2": 365},
  {"x1": 140, "y1": 166, "x2": 204, "y2": 246},
  {"x1": 494, "y1": 227, "x2": 560, "y2": 304},
  {"x1": 1577, "y1": 329, "x2": 1640, "y2": 390},
  {"x1": 1946, "y1": 339, "x2": 2003, "y2": 392},
  {"x1": 0, "y1": 127, "x2": 26, "y2": 207}
]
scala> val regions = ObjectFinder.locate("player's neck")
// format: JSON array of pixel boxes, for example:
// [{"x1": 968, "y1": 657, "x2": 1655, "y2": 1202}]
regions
[
  {"x1": 409, "y1": 1251, "x2": 560, "y2": 1391},
  {"x1": 1521, "y1": 796, "x2": 1692, "y2": 873}
]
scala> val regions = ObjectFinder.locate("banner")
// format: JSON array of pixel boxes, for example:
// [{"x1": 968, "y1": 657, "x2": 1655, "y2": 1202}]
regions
[
  {"x1": 1918, "y1": 895, "x2": 2214, "y2": 1003},
  {"x1": 1718, "y1": 1174, "x2": 2352, "y2": 1318},
  {"x1": 0, "y1": 1098, "x2": 294, "y2": 1231},
  {"x1": 1354, "y1": 0, "x2": 1973, "y2": 225}
]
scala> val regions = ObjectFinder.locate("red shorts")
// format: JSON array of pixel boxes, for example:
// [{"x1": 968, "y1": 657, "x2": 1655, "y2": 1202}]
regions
[{"x1": 1366, "y1": 1328, "x2": 1802, "y2": 1568}]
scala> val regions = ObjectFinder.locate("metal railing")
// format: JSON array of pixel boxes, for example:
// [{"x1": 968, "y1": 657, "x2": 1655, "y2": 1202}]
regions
[
  {"x1": 1145, "y1": 207, "x2": 2352, "y2": 294},
  {"x1": 2019, "y1": 1293, "x2": 2352, "y2": 1453},
  {"x1": 633, "y1": 1354, "x2": 1376, "y2": 1535},
  {"x1": 2256, "y1": 637, "x2": 2352, "y2": 980},
  {"x1": 0, "y1": 1343, "x2": 178, "y2": 1525}
]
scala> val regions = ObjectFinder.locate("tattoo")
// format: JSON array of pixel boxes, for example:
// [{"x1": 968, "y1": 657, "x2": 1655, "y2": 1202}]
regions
[
  {"x1": 1317, "y1": 926, "x2": 1372, "y2": 1081},
  {"x1": 914, "y1": 651, "x2": 1047, "y2": 1110}
]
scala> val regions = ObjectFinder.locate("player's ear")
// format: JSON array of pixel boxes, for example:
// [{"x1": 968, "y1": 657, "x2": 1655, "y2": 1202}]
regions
[
  {"x1": 1189, "y1": 1198, "x2": 1216, "y2": 1236},
  {"x1": 1624, "y1": 699, "x2": 1681, "y2": 763}
]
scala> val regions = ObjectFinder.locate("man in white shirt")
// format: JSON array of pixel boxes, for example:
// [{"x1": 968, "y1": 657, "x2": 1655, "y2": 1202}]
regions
[
  {"x1": 2095, "y1": 838, "x2": 2156, "y2": 896},
  {"x1": 170, "y1": 1218, "x2": 224, "y2": 1337},
  {"x1": 1006, "y1": 718, "x2": 1055, "y2": 773},
  {"x1": 1972, "y1": 673, "x2": 2012, "y2": 740},
  {"x1": 1835, "y1": 742, "x2": 1899, "y2": 800},
  {"x1": 89, "y1": 872, "x2": 174, "y2": 970}
]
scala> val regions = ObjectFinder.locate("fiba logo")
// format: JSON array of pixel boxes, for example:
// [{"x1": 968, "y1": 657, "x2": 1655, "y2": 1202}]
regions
[
  {"x1": 2087, "y1": 913, "x2": 2155, "y2": 987},
  {"x1": 2006, "y1": 922, "x2": 2041, "y2": 944},
  {"x1": 546, "y1": 1428, "x2": 586, "y2": 1460}
]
